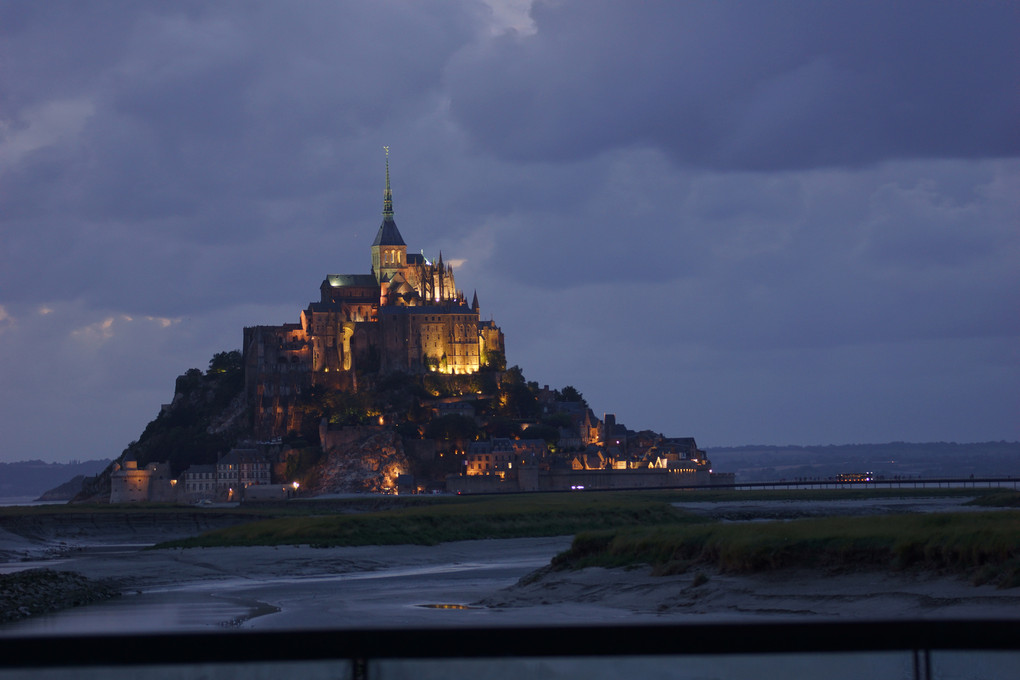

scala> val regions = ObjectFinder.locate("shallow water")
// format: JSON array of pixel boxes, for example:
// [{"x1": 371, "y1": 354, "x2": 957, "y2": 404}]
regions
[{"x1": 0, "y1": 544, "x2": 563, "y2": 635}]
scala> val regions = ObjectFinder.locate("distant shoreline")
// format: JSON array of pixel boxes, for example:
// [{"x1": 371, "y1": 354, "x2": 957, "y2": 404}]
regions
[{"x1": 0, "y1": 497, "x2": 65, "y2": 508}]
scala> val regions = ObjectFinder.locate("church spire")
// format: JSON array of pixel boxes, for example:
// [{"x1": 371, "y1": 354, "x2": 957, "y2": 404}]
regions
[
  {"x1": 371, "y1": 147, "x2": 406, "y2": 282},
  {"x1": 372, "y1": 147, "x2": 406, "y2": 247},
  {"x1": 382, "y1": 146, "x2": 393, "y2": 219}
]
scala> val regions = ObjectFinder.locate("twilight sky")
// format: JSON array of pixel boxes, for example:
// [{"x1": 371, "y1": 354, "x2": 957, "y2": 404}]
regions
[{"x1": 1, "y1": 0, "x2": 1017, "y2": 464}]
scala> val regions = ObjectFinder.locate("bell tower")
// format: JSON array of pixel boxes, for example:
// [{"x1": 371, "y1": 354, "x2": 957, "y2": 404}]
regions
[{"x1": 371, "y1": 147, "x2": 407, "y2": 283}]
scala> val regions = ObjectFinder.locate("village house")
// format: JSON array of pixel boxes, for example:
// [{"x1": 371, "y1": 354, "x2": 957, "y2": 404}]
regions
[
  {"x1": 217, "y1": 448, "x2": 271, "y2": 500},
  {"x1": 181, "y1": 464, "x2": 216, "y2": 502}
]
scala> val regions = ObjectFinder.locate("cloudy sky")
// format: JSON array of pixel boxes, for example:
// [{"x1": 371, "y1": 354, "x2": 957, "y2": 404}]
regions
[{"x1": 1, "y1": 0, "x2": 1017, "y2": 464}]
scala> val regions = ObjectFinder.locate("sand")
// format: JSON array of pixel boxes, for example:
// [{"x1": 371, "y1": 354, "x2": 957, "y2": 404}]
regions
[{"x1": 481, "y1": 564, "x2": 1020, "y2": 622}]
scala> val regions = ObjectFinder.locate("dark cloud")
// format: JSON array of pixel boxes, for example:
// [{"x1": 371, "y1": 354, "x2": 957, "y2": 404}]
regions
[
  {"x1": 0, "y1": 1, "x2": 1017, "y2": 463},
  {"x1": 446, "y1": 0, "x2": 1020, "y2": 169},
  {"x1": 0, "y1": 0, "x2": 483, "y2": 313}
]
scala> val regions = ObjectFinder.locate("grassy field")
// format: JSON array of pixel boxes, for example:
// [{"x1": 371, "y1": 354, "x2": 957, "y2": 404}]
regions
[
  {"x1": 3, "y1": 485, "x2": 1010, "y2": 519},
  {"x1": 152, "y1": 487, "x2": 1018, "y2": 549},
  {"x1": 552, "y1": 510, "x2": 1020, "y2": 587},
  {"x1": 965, "y1": 490, "x2": 1020, "y2": 507},
  {"x1": 156, "y1": 492, "x2": 708, "y2": 548}
]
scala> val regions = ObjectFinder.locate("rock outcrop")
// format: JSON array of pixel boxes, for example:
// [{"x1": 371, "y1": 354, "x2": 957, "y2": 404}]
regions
[
  {"x1": 1, "y1": 569, "x2": 119, "y2": 623},
  {"x1": 307, "y1": 430, "x2": 410, "y2": 495}
]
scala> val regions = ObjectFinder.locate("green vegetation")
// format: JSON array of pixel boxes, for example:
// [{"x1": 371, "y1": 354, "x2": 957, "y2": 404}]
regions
[
  {"x1": 284, "y1": 363, "x2": 541, "y2": 445},
  {"x1": 557, "y1": 385, "x2": 586, "y2": 406},
  {"x1": 150, "y1": 487, "x2": 1014, "y2": 549},
  {"x1": 421, "y1": 371, "x2": 497, "y2": 399},
  {"x1": 17, "y1": 488, "x2": 1020, "y2": 588},
  {"x1": 552, "y1": 510, "x2": 1020, "y2": 587},
  {"x1": 155, "y1": 492, "x2": 707, "y2": 549},
  {"x1": 665, "y1": 487, "x2": 1005, "y2": 502},
  {"x1": 424, "y1": 414, "x2": 479, "y2": 444},
  {"x1": 965, "y1": 491, "x2": 1020, "y2": 507},
  {"x1": 480, "y1": 349, "x2": 506, "y2": 372}
]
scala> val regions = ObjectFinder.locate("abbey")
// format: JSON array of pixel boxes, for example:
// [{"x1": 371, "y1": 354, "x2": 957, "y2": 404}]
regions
[{"x1": 244, "y1": 156, "x2": 504, "y2": 438}]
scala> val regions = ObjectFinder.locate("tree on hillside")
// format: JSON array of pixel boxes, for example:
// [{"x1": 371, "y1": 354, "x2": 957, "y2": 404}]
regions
[
  {"x1": 483, "y1": 416, "x2": 522, "y2": 439},
  {"x1": 523, "y1": 423, "x2": 559, "y2": 446},
  {"x1": 481, "y1": 349, "x2": 506, "y2": 372},
  {"x1": 501, "y1": 365, "x2": 527, "y2": 386},
  {"x1": 542, "y1": 412, "x2": 573, "y2": 429},
  {"x1": 558, "y1": 385, "x2": 588, "y2": 407},
  {"x1": 424, "y1": 414, "x2": 479, "y2": 448},
  {"x1": 208, "y1": 350, "x2": 242, "y2": 375},
  {"x1": 500, "y1": 382, "x2": 539, "y2": 419}
]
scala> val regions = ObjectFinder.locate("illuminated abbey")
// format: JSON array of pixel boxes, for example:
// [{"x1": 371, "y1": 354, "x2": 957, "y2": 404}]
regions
[{"x1": 244, "y1": 153, "x2": 504, "y2": 437}]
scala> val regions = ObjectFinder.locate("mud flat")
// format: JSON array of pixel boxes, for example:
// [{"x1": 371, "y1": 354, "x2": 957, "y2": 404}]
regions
[
  {"x1": 1, "y1": 497, "x2": 1018, "y2": 633},
  {"x1": 0, "y1": 538, "x2": 575, "y2": 634},
  {"x1": 481, "y1": 565, "x2": 1020, "y2": 623},
  {"x1": 3, "y1": 535, "x2": 1018, "y2": 634}
]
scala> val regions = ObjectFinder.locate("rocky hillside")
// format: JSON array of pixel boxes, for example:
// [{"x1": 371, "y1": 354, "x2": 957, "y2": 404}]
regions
[
  {"x1": 304, "y1": 429, "x2": 411, "y2": 495},
  {"x1": 73, "y1": 351, "x2": 249, "y2": 502},
  {"x1": 69, "y1": 349, "x2": 588, "y2": 500}
]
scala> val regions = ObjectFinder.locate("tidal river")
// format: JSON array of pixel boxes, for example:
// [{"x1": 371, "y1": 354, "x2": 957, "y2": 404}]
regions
[{"x1": 0, "y1": 537, "x2": 576, "y2": 635}]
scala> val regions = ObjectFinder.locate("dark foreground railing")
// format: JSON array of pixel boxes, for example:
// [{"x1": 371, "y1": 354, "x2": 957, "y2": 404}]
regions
[{"x1": 2, "y1": 620, "x2": 1019, "y2": 680}]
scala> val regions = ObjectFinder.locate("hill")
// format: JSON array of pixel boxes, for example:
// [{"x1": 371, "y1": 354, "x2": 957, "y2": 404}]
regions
[
  {"x1": 0, "y1": 460, "x2": 111, "y2": 500},
  {"x1": 71, "y1": 348, "x2": 604, "y2": 500}
]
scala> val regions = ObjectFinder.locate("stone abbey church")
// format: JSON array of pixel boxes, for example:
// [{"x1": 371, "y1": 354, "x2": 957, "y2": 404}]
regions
[{"x1": 244, "y1": 157, "x2": 505, "y2": 438}]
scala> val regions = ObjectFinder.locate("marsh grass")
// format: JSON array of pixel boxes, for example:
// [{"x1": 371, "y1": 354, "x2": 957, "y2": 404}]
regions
[
  {"x1": 552, "y1": 510, "x2": 1020, "y2": 587},
  {"x1": 965, "y1": 491, "x2": 1020, "y2": 507},
  {"x1": 156, "y1": 492, "x2": 707, "y2": 548},
  {"x1": 2, "y1": 486, "x2": 1002, "y2": 520},
  {"x1": 661, "y1": 487, "x2": 1005, "y2": 503}
]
